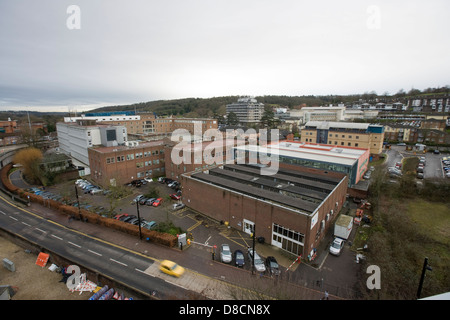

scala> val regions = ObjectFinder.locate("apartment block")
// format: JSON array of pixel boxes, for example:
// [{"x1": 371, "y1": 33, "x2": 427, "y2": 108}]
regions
[
  {"x1": 301, "y1": 121, "x2": 384, "y2": 155},
  {"x1": 226, "y1": 97, "x2": 265, "y2": 125}
]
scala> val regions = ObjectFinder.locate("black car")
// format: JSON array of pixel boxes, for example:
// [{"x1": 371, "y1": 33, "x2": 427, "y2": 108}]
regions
[
  {"x1": 122, "y1": 215, "x2": 137, "y2": 223},
  {"x1": 265, "y1": 256, "x2": 280, "y2": 276},
  {"x1": 234, "y1": 250, "x2": 245, "y2": 267}
]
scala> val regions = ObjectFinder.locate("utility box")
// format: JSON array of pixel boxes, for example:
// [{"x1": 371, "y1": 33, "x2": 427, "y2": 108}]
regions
[
  {"x1": 334, "y1": 214, "x2": 353, "y2": 240},
  {"x1": 2, "y1": 258, "x2": 15, "y2": 272}
]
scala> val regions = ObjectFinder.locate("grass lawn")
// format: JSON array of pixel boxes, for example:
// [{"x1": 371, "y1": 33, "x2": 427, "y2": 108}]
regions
[{"x1": 407, "y1": 199, "x2": 450, "y2": 246}]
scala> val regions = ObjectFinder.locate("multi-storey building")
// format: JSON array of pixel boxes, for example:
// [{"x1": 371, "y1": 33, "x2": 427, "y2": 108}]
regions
[
  {"x1": 226, "y1": 97, "x2": 265, "y2": 125},
  {"x1": 88, "y1": 140, "x2": 166, "y2": 187},
  {"x1": 56, "y1": 120, "x2": 127, "y2": 174},
  {"x1": 301, "y1": 121, "x2": 385, "y2": 155},
  {"x1": 65, "y1": 111, "x2": 218, "y2": 136}
]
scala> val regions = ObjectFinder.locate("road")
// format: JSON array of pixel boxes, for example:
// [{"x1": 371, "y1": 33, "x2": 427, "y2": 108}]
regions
[{"x1": 0, "y1": 192, "x2": 232, "y2": 299}]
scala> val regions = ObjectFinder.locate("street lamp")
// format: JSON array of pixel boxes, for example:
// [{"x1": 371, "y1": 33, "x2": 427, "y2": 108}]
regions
[
  {"x1": 136, "y1": 199, "x2": 142, "y2": 240},
  {"x1": 417, "y1": 257, "x2": 432, "y2": 299}
]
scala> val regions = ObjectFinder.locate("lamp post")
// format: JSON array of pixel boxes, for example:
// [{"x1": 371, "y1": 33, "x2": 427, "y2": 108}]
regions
[
  {"x1": 252, "y1": 224, "x2": 256, "y2": 275},
  {"x1": 74, "y1": 185, "x2": 82, "y2": 220},
  {"x1": 136, "y1": 198, "x2": 142, "y2": 240},
  {"x1": 417, "y1": 257, "x2": 432, "y2": 299}
]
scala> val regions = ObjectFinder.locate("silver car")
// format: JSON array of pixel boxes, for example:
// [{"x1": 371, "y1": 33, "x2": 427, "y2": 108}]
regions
[
  {"x1": 248, "y1": 248, "x2": 266, "y2": 273},
  {"x1": 220, "y1": 244, "x2": 232, "y2": 263}
]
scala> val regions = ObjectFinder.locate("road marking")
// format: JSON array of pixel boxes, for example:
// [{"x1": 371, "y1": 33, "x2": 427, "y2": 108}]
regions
[
  {"x1": 51, "y1": 234, "x2": 63, "y2": 241},
  {"x1": 35, "y1": 228, "x2": 46, "y2": 233},
  {"x1": 88, "y1": 249, "x2": 102, "y2": 256},
  {"x1": 8, "y1": 215, "x2": 18, "y2": 221},
  {"x1": 187, "y1": 220, "x2": 202, "y2": 232},
  {"x1": 68, "y1": 241, "x2": 81, "y2": 248},
  {"x1": 110, "y1": 258, "x2": 127, "y2": 267},
  {"x1": 21, "y1": 221, "x2": 31, "y2": 227},
  {"x1": 0, "y1": 210, "x2": 6, "y2": 215},
  {"x1": 135, "y1": 268, "x2": 155, "y2": 276}
]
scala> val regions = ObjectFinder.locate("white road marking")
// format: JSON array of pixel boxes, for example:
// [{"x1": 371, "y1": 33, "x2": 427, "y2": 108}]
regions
[
  {"x1": 68, "y1": 241, "x2": 81, "y2": 248},
  {"x1": 110, "y1": 258, "x2": 128, "y2": 267},
  {"x1": 51, "y1": 234, "x2": 63, "y2": 241},
  {"x1": 8, "y1": 216, "x2": 18, "y2": 221},
  {"x1": 21, "y1": 222, "x2": 32, "y2": 227},
  {"x1": 88, "y1": 249, "x2": 102, "y2": 256},
  {"x1": 35, "y1": 228, "x2": 46, "y2": 233}
]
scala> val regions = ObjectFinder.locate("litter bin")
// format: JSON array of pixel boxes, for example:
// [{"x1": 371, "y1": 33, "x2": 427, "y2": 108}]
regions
[{"x1": 257, "y1": 236, "x2": 265, "y2": 244}]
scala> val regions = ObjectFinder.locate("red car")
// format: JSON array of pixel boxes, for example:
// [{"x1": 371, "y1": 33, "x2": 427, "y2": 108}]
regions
[
  {"x1": 170, "y1": 194, "x2": 181, "y2": 200},
  {"x1": 152, "y1": 198, "x2": 163, "y2": 207}
]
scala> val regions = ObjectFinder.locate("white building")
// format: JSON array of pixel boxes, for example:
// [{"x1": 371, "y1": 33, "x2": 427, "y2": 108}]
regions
[
  {"x1": 56, "y1": 120, "x2": 127, "y2": 175},
  {"x1": 226, "y1": 97, "x2": 265, "y2": 125}
]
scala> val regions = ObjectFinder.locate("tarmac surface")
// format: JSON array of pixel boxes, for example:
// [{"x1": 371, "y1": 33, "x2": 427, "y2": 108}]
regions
[{"x1": 4, "y1": 169, "x2": 363, "y2": 300}]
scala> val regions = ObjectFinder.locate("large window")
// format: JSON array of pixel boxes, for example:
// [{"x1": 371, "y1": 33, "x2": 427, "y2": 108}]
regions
[{"x1": 272, "y1": 223, "x2": 304, "y2": 256}]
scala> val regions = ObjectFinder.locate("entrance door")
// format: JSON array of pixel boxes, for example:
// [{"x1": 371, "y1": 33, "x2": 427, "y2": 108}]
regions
[{"x1": 243, "y1": 219, "x2": 254, "y2": 235}]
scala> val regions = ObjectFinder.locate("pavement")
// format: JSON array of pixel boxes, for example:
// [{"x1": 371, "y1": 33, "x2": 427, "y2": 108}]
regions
[{"x1": 4, "y1": 169, "x2": 359, "y2": 300}]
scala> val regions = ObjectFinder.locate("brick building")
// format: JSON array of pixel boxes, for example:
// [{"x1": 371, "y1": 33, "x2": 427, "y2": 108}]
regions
[
  {"x1": 181, "y1": 164, "x2": 348, "y2": 258},
  {"x1": 88, "y1": 140, "x2": 166, "y2": 187},
  {"x1": 164, "y1": 139, "x2": 237, "y2": 180}
]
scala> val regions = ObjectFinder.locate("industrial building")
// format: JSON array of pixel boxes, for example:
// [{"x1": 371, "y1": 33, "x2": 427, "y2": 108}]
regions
[{"x1": 181, "y1": 164, "x2": 348, "y2": 258}]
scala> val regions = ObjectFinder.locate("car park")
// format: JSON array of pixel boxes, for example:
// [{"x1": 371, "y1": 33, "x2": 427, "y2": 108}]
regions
[
  {"x1": 159, "y1": 260, "x2": 185, "y2": 278},
  {"x1": 220, "y1": 244, "x2": 232, "y2": 263},
  {"x1": 248, "y1": 248, "x2": 266, "y2": 273},
  {"x1": 234, "y1": 250, "x2": 245, "y2": 267},
  {"x1": 329, "y1": 237, "x2": 345, "y2": 256},
  {"x1": 265, "y1": 256, "x2": 280, "y2": 276}
]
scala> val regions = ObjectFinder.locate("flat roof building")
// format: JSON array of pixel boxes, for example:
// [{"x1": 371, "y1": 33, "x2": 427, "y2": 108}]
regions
[
  {"x1": 182, "y1": 164, "x2": 348, "y2": 258},
  {"x1": 234, "y1": 141, "x2": 370, "y2": 187},
  {"x1": 301, "y1": 121, "x2": 385, "y2": 155}
]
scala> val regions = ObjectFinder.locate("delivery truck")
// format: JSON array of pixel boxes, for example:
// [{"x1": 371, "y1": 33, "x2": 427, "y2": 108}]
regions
[{"x1": 334, "y1": 214, "x2": 353, "y2": 240}]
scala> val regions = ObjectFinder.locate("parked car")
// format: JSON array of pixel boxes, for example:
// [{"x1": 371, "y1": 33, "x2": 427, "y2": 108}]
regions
[
  {"x1": 434, "y1": 149, "x2": 440, "y2": 154},
  {"x1": 133, "y1": 195, "x2": 144, "y2": 204},
  {"x1": 152, "y1": 198, "x2": 163, "y2": 207},
  {"x1": 139, "y1": 197, "x2": 149, "y2": 205},
  {"x1": 363, "y1": 171, "x2": 371, "y2": 179},
  {"x1": 170, "y1": 193, "x2": 181, "y2": 200},
  {"x1": 173, "y1": 203, "x2": 185, "y2": 211},
  {"x1": 144, "y1": 178, "x2": 153, "y2": 183},
  {"x1": 417, "y1": 172, "x2": 424, "y2": 179},
  {"x1": 234, "y1": 250, "x2": 245, "y2": 267},
  {"x1": 159, "y1": 260, "x2": 185, "y2": 278},
  {"x1": 145, "y1": 198, "x2": 156, "y2": 206},
  {"x1": 142, "y1": 221, "x2": 157, "y2": 230},
  {"x1": 265, "y1": 256, "x2": 280, "y2": 276},
  {"x1": 114, "y1": 213, "x2": 129, "y2": 220},
  {"x1": 122, "y1": 215, "x2": 137, "y2": 223},
  {"x1": 247, "y1": 248, "x2": 266, "y2": 273},
  {"x1": 329, "y1": 237, "x2": 345, "y2": 256},
  {"x1": 220, "y1": 244, "x2": 232, "y2": 263},
  {"x1": 90, "y1": 188, "x2": 103, "y2": 194}
]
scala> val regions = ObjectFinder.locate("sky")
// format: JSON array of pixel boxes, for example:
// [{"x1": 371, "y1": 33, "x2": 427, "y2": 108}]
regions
[{"x1": 0, "y1": 0, "x2": 449, "y2": 112}]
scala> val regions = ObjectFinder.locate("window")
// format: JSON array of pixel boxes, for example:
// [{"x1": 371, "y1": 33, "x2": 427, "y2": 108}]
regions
[{"x1": 355, "y1": 143, "x2": 359, "y2": 147}]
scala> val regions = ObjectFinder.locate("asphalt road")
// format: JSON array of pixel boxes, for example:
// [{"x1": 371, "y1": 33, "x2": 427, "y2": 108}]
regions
[{"x1": 0, "y1": 193, "x2": 193, "y2": 299}]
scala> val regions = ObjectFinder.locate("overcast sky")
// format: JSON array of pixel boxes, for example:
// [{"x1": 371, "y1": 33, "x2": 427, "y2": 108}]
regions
[{"x1": 0, "y1": 0, "x2": 449, "y2": 112}]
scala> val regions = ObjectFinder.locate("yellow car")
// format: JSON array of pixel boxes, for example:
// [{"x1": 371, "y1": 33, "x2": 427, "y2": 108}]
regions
[{"x1": 159, "y1": 260, "x2": 185, "y2": 278}]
